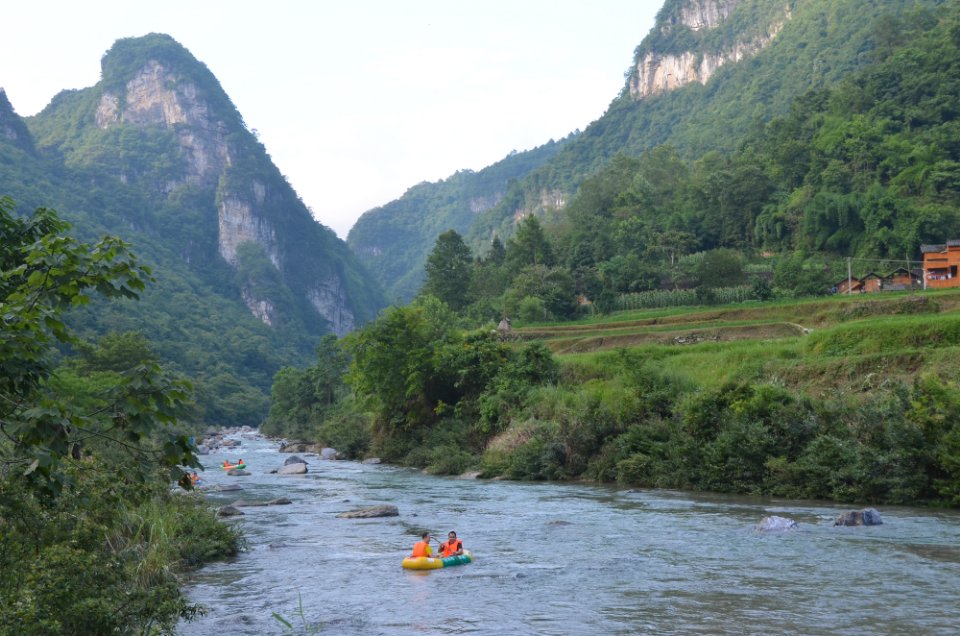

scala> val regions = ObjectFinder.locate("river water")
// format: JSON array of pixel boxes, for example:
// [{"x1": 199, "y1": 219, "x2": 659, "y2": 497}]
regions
[{"x1": 180, "y1": 435, "x2": 960, "y2": 635}]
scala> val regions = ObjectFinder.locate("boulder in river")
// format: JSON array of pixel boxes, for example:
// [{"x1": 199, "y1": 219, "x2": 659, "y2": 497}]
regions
[
  {"x1": 279, "y1": 441, "x2": 321, "y2": 453},
  {"x1": 217, "y1": 505, "x2": 244, "y2": 517},
  {"x1": 209, "y1": 484, "x2": 244, "y2": 492},
  {"x1": 336, "y1": 505, "x2": 399, "y2": 519},
  {"x1": 227, "y1": 469, "x2": 250, "y2": 476},
  {"x1": 278, "y1": 462, "x2": 308, "y2": 475},
  {"x1": 284, "y1": 455, "x2": 308, "y2": 466},
  {"x1": 232, "y1": 497, "x2": 293, "y2": 507},
  {"x1": 319, "y1": 447, "x2": 339, "y2": 460},
  {"x1": 834, "y1": 508, "x2": 883, "y2": 526},
  {"x1": 757, "y1": 515, "x2": 799, "y2": 532},
  {"x1": 361, "y1": 457, "x2": 381, "y2": 465}
]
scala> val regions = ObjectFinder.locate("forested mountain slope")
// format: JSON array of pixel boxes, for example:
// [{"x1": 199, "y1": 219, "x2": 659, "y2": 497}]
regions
[
  {"x1": 0, "y1": 34, "x2": 387, "y2": 425},
  {"x1": 347, "y1": 136, "x2": 569, "y2": 302},
  {"x1": 347, "y1": 0, "x2": 947, "y2": 302}
]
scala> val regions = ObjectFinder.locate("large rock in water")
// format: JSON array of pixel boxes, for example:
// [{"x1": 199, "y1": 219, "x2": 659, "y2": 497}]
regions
[
  {"x1": 279, "y1": 441, "x2": 321, "y2": 453},
  {"x1": 834, "y1": 508, "x2": 883, "y2": 526},
  {"x1": 336, "y1": 505, "x2": 399, "y2": 519},
  {"x1": 757, "y1": 515, "x2": 799, "y2": 532},
  {"x1": 277, "y1": 462, "x2": 308, "y2": 475},
  {"x1": 231, "y1": 498, "x2": 293, "y2": 507},
  {"x1": 319, "y1": 447, "x2": 339, "y2": 460},
  {"x1": 284, "y1": 455, "x2": 308, "y2": 465}
]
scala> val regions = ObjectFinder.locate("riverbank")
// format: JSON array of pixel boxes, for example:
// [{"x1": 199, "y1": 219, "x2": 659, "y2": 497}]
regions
[
  {"x1": 180, "y1": 435, "x2": 960, "y2": 635},
  {"x1": 263, "y1": 292, "x2": 960, "y2": 507}
]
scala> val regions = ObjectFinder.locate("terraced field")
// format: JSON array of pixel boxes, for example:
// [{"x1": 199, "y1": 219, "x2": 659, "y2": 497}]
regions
[{"x1": 511, "y1": 289, "x2": 960, "y2": 394}]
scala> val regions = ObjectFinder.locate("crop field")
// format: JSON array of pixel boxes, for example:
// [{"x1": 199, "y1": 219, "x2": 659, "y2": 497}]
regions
[{"x1": 512, "y1": 289, "x2": 960, "y2": 396}]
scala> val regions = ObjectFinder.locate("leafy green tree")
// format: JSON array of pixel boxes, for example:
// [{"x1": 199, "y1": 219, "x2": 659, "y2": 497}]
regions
[
  {"x1": 0, "y1": 197, "x2": 196, "y2": 494},
  {"x1": 421, "y1": 230, "x2": 474, "y2": 310},
  {"x1": 695, "y1": 249, "x2": 745, "y2": 289},
  {"x1": 505, "y1": 216, "x2": 555, "y2": 270}
]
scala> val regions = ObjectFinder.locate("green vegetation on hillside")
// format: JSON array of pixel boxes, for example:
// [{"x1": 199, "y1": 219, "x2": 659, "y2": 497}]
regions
[
  {"x1": 267, "y1": 3, "x2": 960, "y2": 508},
  {"x1": 2, "y1": 33, "x2": 387, "y2": 426},
  {"x1": 347, "y1": 137, "x2": 569, "y2": 302},
  {"x1": 0, "y1": 198, "x2": 238, "y2": 633}
]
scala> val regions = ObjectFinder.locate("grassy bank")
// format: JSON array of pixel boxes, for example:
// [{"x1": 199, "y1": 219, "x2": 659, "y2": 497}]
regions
[{"x1": 479, "y1": 290, "x2": 960, "y2": 505}]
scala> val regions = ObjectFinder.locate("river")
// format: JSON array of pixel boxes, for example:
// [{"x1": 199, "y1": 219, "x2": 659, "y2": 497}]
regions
[{"x1": 179, "y1": 435, "x2": 960, "y2": 635}]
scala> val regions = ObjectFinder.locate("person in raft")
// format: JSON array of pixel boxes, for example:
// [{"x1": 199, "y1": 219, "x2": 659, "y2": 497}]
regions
[
  {"x1": 440, "y1": 531, "x2": 463, "y2": 557},
  {"x1": 411, "y1": 532, "x2": 434, "y2": 558}
]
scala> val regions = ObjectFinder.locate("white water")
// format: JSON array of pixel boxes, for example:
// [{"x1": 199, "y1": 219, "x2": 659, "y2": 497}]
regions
[{"x1": 180, "y1": 436, "x2": 960, "y2": 635}]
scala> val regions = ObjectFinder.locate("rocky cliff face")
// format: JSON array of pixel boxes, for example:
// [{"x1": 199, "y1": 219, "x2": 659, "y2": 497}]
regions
[
  {"x1": 36, "y1": 34, "x2": 384, "y2": 336},
  {"x1": 629, "y1": 0, "x2": 791, "y2": 100}
]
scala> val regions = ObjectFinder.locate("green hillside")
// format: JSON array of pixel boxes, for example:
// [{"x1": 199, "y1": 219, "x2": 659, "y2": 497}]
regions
[
  {"x1": 346, "y1": 0, "x2": 949, "y2": 304},
  {"x1": 0, "y1": 34, "x2": 387, "y2": 426},
  {"x1": 347, "y1": 136, "x2": 569, "y2": 302}
]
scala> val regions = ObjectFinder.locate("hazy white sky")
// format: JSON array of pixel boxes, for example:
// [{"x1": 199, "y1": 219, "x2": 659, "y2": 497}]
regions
[{"x1": 1, "y1": 1, "x2": 660, "y2": 237}]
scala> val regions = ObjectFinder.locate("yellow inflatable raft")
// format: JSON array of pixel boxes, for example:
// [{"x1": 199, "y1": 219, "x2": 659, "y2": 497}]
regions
[{"x1": 402, "y1": 550, "x2": 473, "y2": 570}]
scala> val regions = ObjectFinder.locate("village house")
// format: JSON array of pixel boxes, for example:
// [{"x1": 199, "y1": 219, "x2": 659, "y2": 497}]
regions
[
  {"x1": 921, "y1": 241, "x2": 960, "y2": 288},
  {"x1": 833, "y1": 267, "x2": 922, "y2": 294},
  {"x1": 885, "y1": 267, "x2": 923, "y2": 291},
  {"x1": 861, "y1": 272, "x2": 883, "y2": 293}
]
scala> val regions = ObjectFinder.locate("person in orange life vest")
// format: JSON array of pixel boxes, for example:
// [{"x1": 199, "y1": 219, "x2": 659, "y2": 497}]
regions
[
  {"x1": 440, "y1": 531, "x2": 463, "y2": 557},
  {"x1": 411, "y1": 532, "x2": 433, "y2": 558}
]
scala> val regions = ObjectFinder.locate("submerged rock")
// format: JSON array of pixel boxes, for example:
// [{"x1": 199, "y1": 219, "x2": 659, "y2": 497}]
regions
[
  {"x1": 217, "y1": 505, "x2": 244, "y2": 517},
  {"x1": 227, "y1": 469, "x2": 250, "y2": 476},
  {"x1": 361, "y1": 457, "x2": 381, "y2": 465},
  {"x1": 336, "y1": 505, "x2": 399, "y2": 519},
  {"x1": 231, "y1": 497, "x2": 293, "y2": 507},
  {"x1": 834, "y1": 508, "x2": 883, "y2": 526},
  {"x1": 757, "y1": 515, "x2": 799, "y2": 532},
  {"x1": 209, "y1": 484, "x2": 244, "y2": 492}
]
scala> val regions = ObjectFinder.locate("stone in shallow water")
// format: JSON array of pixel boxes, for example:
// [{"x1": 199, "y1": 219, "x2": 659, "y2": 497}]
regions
[
  {"x1": 336, "y1": 505, "x2": 399, "y2": 518},
  {"x1": 834, "y1": 508, "x2": 883, "y2": 526},
  {"x1": 277, "y1": 462, "x2": 308, "y2": 475}
]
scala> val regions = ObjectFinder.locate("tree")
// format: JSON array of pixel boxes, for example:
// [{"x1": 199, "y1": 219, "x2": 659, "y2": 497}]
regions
[
  {"x1": 0, "y1": 197, "x2": 196, "y2": 495},
  {"x1": 505, "y1": 216, "x2": 555, "y2": 269},
  {"x1": 422, "y1": 230, "x2": 473, "y2": 310}
]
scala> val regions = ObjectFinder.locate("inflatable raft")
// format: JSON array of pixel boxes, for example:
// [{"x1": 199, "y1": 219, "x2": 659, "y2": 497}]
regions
[
  {"x1": 222, "y1": 462, "x2": 246, "y2": 471},
  {"x1": 402, "y1": 550, "x2": 473, "y2": 570}
]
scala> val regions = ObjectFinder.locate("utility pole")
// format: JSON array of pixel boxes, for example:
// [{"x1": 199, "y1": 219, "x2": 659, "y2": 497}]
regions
[{"x1": 847, "y1": 257, "x2": 853, "y2": 294}]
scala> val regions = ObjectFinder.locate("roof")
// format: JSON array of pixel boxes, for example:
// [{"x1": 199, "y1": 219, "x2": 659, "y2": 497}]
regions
[{"x1": 921, "y1": 244, "x2": 946, "y2": 253}]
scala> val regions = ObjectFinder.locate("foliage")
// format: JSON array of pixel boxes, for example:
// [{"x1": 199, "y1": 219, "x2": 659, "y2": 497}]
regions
[
  {"x1": 421, "y1": 230, "x2": 474, "y2": 311},
  {"x1": 0, "y1": 198, "x2": 196, "y2": 495},
  {"x1": 0, "y1": 461, "x2": 239, "y2": 635},
  {"x1": 0, "y1": 198, "x2": 239, "y2": 634}
]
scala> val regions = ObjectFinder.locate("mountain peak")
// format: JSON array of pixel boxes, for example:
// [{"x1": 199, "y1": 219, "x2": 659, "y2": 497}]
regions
[
  {"x1": 96, "y1": 33, "x2": 242, "y2": 132},
  {"x1": 0, "y1": 88, "x2": 35, "y2": 153}
]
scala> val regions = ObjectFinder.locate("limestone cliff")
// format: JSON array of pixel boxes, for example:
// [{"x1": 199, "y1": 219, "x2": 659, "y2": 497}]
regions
[
  {"x1": 629, "y1": 0, "x2": 794, "y2": 99},
  {"x1": 30, "y1": 33, "x2": 383, "y2": 337}
]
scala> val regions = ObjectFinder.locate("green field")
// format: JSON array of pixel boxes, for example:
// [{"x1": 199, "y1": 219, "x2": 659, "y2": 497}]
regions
[{"x1": 512, "y1": 290, "x2": 960, "y2": 396}]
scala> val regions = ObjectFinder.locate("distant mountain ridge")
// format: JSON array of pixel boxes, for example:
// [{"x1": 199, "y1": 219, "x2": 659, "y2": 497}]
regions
[
  {"x1": 349, "y1": 0, "x2": 939, "y2": 302},
  {"x1": 0, "y1": 34, "x2": 386, "y2": 425},
  {"x1": 347, "y1": 137, "x2": 569, "y2": 302}
]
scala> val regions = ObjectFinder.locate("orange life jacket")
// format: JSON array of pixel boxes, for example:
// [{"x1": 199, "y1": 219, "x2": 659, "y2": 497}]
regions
[
  {"x1": 441, "y1": 539, "x2": 462, "y2": 557},
  {"x1": 411, "y1": 541, "x2": 431, "y2": 558}
]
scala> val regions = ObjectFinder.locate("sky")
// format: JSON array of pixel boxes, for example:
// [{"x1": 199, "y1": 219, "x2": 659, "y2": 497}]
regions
[{"x1": 1, "y1": 1, "x2": 661, "y2": 238}]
